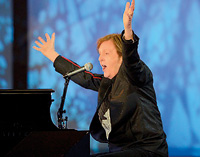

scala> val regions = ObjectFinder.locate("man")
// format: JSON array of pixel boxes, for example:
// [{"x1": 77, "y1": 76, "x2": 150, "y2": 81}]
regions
[{"x1": 33, "y1": 0, "x2": 168, "y2": 156}]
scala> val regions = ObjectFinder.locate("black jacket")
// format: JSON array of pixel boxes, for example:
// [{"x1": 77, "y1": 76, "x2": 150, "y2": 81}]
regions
[{"x1": 53, "y1": 31, "x2": 168, "y2": 156}]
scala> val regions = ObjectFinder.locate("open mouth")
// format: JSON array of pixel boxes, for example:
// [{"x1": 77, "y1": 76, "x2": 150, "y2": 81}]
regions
[{"x1": 102, "y1": 64, "x2": 107, "y2": 71}]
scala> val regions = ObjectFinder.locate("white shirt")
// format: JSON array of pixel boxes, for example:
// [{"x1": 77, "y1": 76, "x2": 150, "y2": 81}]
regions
[{"x1": 100, "y1": 108, "x2": 112, "y2": 139}]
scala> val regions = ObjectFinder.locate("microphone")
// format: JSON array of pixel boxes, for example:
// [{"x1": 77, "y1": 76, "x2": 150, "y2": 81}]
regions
[{"x1": 63, "y1": 62, "x2": 93, "y2": 78}]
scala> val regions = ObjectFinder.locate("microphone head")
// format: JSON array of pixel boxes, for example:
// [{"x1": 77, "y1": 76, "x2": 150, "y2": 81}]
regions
[{"x1": 84, "y1": 63, "x2": 93, "y2": 71}]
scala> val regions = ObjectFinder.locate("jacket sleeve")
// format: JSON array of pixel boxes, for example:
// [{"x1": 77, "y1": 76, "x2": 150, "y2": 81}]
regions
[
  {"x1": 53, "y1": 55, "x2": 103, "y2": 91},
  {"x1": 121, "y1": 30, "x2": 153, "y2": 86}
]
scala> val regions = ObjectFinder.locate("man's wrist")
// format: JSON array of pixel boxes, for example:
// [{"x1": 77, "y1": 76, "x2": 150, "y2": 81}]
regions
[
  {"x1": 124, "y1": 29, "x2": 133, "y2": 40},
  {"x1": 47, "y1": 51, "x2": 59, "y2": 62}
]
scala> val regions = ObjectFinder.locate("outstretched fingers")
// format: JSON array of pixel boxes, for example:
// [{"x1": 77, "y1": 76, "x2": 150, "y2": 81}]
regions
[
  {"x1": 45, "y1": 33, "x2": 50, "y2": 42},
  {"x1": 38, "y1": 36, "x2": 46, "y2": 45},
  {"x1": 34, "y1": 40, "x2": 43, "y2": 48},
  {"x1": 33, "y1": 45, "x2": 40, "y2": 51},
  {"x1": 51, "y1": 33, "x2": 55, "y2": 44},
  {"x1": 33, "y1": 32, "x2": 56, "y2": 59},
  {"x1": 129, "y1": 0, "x2": 135, "y2": 17},
  {"x1": 130, "y1": 0, "x2": 135, "y2": 10},
  {"x1": 125, "y1": 2, "x2": 130, "y2": 13}
]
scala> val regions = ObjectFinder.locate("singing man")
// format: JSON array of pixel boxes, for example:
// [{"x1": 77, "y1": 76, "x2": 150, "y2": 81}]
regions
[{"x1": 33, "y1": 0, "x2": 168, "y2": 156}]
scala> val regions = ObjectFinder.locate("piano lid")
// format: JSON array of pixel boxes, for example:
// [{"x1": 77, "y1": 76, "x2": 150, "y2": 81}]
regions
[
  {"x1": 0, "y1": 89, "x2": 56, "y2": 131},
  {"x1": 0, "y1": 89, "x2": 54, "y2": 94}
]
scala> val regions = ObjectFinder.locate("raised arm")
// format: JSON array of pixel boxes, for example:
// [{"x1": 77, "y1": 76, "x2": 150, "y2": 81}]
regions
[{"x1": 122, "y1": 0, "x2": 153, "y2": 86}]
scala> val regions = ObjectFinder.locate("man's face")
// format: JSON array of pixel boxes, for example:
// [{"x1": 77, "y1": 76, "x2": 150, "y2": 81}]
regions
[{"x1": 98, "y1": 39, "x2": 122, "y2": 79}]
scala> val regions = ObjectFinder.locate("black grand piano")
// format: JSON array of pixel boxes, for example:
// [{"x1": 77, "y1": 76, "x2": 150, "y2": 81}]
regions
[{"x1": 0, "y1": 89, "x2": 89, "y2": 157}]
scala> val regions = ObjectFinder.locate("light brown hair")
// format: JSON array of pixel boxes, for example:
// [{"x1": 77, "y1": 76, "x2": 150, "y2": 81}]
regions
[{"x1": 97, "y1": 34, "x2": 122, "y2": 56}]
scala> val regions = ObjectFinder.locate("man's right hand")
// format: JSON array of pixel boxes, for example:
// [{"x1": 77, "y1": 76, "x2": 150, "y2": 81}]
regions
[{"x1": 33, "y1": 33, "x2": 59, "y2": 62}]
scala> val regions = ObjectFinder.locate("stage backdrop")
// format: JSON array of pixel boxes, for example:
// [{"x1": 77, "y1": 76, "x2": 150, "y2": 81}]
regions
[
  {"x1": 0, "y1": 0, "x2": 13, "y2": 89},
  {"x1": 28, "y1": 0, "x2": 200, "y2": 156}
]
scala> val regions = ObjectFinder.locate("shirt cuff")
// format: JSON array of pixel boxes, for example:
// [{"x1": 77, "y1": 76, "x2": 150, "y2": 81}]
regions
[{"x1": 121, "y1": 30, "x2": 137, "y2": 44}]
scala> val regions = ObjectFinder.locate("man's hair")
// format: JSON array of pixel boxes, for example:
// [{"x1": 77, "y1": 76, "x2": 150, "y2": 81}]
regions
[{"x1": 97, "y1": 34, "x2": 122, "y2": 56}]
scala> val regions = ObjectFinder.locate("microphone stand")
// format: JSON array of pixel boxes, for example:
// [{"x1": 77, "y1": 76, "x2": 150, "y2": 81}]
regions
[
  {"x1": 56, "y1": 63, "x2": 93, "y2": 129},
  {"x1": 57, "y1": 76, "x2": 70, "y2": 129}
]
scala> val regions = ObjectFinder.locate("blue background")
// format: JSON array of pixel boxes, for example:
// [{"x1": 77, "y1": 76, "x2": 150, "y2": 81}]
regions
[
  {"x1": 0, "y1": 0, "x2": 13, "y2": 89},
  {"x1": 1, "y1": 0, "x2": 200, "y2": 156}
]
